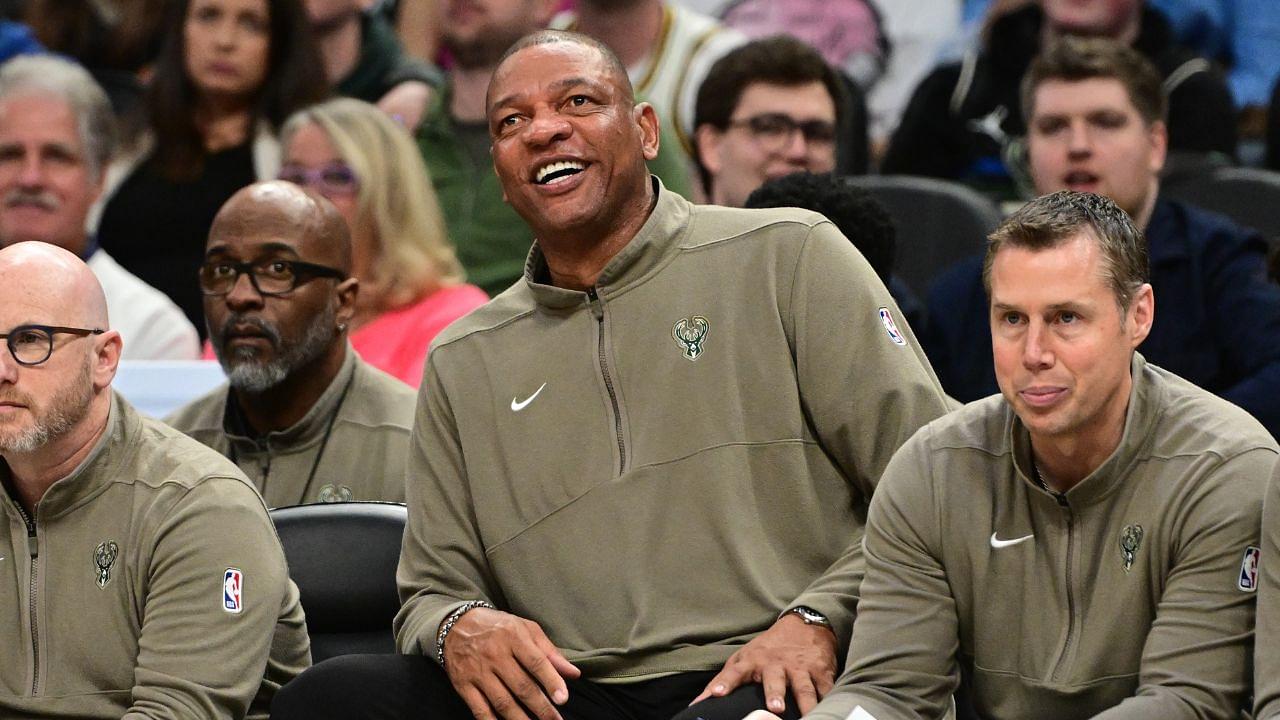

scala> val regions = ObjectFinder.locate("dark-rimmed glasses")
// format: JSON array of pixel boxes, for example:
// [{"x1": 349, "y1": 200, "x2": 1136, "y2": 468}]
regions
[
  {"x1": 726, "y1": 113, "x2": 838, "y2": 152},
  {"x1": 198, "y1": 260, "x2": 348, "y2": 297},
  {"x1": 278, "y1": 162, "x2": 360, "y2": 197},
  {"x1": 1, "y1": 324, "x2": 104, "y2": 366}
]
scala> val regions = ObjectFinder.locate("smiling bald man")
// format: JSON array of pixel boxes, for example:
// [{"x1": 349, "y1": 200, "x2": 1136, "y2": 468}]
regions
[{"x1": 0, "y1": 242, "x2": 310, "y2": 719}]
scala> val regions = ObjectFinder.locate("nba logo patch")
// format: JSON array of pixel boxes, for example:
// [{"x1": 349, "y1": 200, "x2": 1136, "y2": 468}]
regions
[
  {"x1": 878, "y1": 307, "x2": 907, "y2": 346},
  {"x1": 223, "y1": 568, "x2": 244, "y2": 613},
  {"x1": 1238, "y1": 546, "x2": 1260, "y2": 592}
]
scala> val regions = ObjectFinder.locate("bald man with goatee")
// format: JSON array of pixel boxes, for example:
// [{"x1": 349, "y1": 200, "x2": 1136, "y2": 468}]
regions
[
  {"x1": 167, "y1": 181, "x2": 417, "y2": 507},
  {"x1": 0, "y1": 242, "x2": 309, "y2": 719}
]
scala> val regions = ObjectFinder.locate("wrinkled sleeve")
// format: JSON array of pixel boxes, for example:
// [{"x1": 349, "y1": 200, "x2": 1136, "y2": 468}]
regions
[
  {"x1": 1092, "y1": 449, "x2": 1273, "y2": 720},
  {"x1": 394, "y1": 356, "x2": 503, "y2": 659},
  {"x1": 124, "y1": 478, "x2": 297, "y2": 719},
  {"x1": 785, "y1": 220, "x2": 952, "y2": 649},
  {"x1": 806, "y1": 432, "x2": 959, "y2": 720},
  {"x1": 1254, "y1": 456, "x2": 1280, "y2": 719}
]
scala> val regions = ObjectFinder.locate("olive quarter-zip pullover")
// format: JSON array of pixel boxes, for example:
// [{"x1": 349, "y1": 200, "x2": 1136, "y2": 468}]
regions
[
  {"x1": 395, "y1": 180, "x2": 952, "y2": 681},
  {"x1": 168, "y1": 346, "x2": 417, "y2": 506},
  {"x1": 810, "y1": 355, "x2": 1278, "y2": 720},
  {"x1": 0, "y1": 393, "x2": 311, "y2": 719}
]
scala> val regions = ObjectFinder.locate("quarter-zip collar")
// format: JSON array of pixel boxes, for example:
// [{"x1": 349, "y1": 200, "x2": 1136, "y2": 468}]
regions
[
  {"x1": 521, "y1": 177, "x2": 692, "y2": 309},
  {"x1": 221, "y1": 344, "x2": 358, "y2": 453},
  {"x1": 0, "y1": 393, "x2": 127, "y2": 523},
  {"x1": 1009, "y1": 353, "x2": 1163, "y2": 507}
]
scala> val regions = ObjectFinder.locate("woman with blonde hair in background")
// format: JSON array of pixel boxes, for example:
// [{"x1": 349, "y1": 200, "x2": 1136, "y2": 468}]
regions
[{"x1": 278, "y1": 97, "x2": 487, "y2": 386}]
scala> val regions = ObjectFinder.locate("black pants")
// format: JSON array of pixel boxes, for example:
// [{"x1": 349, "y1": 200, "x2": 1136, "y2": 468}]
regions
[{"x1": 272, "y1": 654, "x2": 802, "y2": 720}]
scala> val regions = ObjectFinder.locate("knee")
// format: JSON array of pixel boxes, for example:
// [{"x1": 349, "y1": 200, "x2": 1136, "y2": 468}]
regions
[{"x1": 272, "y1": 654, "x2": 405, "y2": 719}]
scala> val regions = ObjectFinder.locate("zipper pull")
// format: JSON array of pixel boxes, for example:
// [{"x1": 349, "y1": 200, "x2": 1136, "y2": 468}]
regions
[
  {"x1": 586, "y1": 288, "x2": 604, "y2": 320},
  {"x1": 27, "y1": 528, "x2": 37, "y2": 558}
]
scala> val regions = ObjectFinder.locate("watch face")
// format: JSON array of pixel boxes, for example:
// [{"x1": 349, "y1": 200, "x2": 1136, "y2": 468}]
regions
[{"x1": 792, "y1": 606, "x2": 830, "y2": 626}]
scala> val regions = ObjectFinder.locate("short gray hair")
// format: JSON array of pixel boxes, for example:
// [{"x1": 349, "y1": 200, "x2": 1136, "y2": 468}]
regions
[{"x1": 0, "y1": 55, "x2": 116, "y2": 177}]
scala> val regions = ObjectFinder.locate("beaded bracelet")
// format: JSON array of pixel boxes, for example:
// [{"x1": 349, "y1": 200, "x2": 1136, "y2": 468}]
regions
[{"x1": 435, "y1": 600, "x2": 495, "y2": 666}]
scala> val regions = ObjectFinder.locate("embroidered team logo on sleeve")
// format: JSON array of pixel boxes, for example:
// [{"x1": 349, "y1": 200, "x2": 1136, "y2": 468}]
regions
[
  {"x1": 223, "y1": 568, "x2": 244, "y2": 613},
  {"x1": 1238, "y1": 546, "x2": 1260, "y2": 592},
  {"x1": 878, "y1": 307, "x2": 907, "y2": 346}
]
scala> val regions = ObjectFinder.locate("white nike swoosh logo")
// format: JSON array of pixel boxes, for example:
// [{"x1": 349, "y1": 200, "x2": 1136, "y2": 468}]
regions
[
  {"x1": 990, "y1": 532, "x2": 1034, "y2": 549},
  {"x1": 510, "y1": 383, "x2": 547, "y2": 412}
]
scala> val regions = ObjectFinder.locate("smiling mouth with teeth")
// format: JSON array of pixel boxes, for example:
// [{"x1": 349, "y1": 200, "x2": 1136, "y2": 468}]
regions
[{"x1": 535, "y1": 161, "x2": 586, "y2": 185}]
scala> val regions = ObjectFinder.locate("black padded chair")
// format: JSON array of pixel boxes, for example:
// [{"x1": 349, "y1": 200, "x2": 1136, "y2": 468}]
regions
[
  {"x1": 270, "y1": 502, "x2": 407, "y2": 663},
  {"x1": 846, "y1": 175, "x2": 1004, "y2": 298},
  {"x1": 1161, "y1": 166, "x2": 1280, "y2": 242}
]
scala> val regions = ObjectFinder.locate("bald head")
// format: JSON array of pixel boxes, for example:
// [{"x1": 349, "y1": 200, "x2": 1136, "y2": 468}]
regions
[
  {"x1": 488, "y1": 30, "x2": 635, "y2": 112},
  {"x1": 210, "y1": 181, "x2": 353, "y2": 273},
  {"x1": 0, "y1": 241, "x2": 108, "y2": 328}
]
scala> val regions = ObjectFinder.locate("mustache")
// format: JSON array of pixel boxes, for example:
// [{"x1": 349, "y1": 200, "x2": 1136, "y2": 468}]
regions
[
  {"x1": 217, "y1": 315, "x2": 282, "y2": 348},
  {"x1": 4, "y1": 188, "x2": 59, "y2": 211},
  {"x1": 0, "y1": 389, "x2": 32, "y2": 406}
]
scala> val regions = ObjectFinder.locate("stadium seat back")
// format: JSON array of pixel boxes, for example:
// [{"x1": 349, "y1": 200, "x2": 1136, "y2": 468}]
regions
[
  {"x1": 270, "y1": 502, "x2": 407, "y2": 663},
  {"x1": 847, "y1": 175, "x2": 1004, "y2": 297}
]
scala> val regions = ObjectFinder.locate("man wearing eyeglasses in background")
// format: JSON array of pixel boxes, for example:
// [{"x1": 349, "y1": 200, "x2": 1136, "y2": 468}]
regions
[
  {"x1": 0, "y1": 241, "x2": 310, "y2": 717},
  {"x1": 692, "y1": 36, "x2": 843, "y2": 210},
  {"x1": 167, "y1": 180, "x2": 417, "y2": 507}
]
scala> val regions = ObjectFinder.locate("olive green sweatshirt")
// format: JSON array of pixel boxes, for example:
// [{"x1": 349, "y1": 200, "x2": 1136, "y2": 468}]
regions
[
  {"x1": 810, "y1": 356, "x2": 1277, "y2": 720},
  {"x1": 394, "y1": 183, "x2": 952, "y2": 681},
  {"x1": 0, "y1": 393, "x2": 310, "y2": 718},
  {"x1": 167, "y1": 347, "x2": 416, "y2": 507}
]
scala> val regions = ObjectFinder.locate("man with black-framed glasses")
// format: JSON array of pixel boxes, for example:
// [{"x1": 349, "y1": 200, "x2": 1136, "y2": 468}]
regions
[
  {"x1": 167, "y1": 181, "x2": 417, "y2": 507},
  {"x1": 693, "y1": 36, "x2": 845, "y2": 210},
  {"x1": 0, "y1": 240, "x2": 311, "y2": 718}
]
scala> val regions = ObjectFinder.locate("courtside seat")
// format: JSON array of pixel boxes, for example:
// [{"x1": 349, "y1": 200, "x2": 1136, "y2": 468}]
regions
[
  {"x1": 270, "y1": 502, "x2": 407, "y2": 663},
  {"x1": 846, "y1": 174, "x2": 1004, "y2": 298}
]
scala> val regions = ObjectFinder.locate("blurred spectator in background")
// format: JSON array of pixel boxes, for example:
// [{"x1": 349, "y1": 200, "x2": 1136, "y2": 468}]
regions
[
  {"x1": 552, "y1": 0, "x2": 746, "y2": 169},
  {"x1": 744, "y1": 172, "x2": 895, "y2": 285},
  {"x1": 24, "y1": 0, "x2": 163, "y2": 124},
  {"x1": 421, "y1": 0, "x2": 692, "y2": 295},
  {"x1": 303, "y1": 0, "x2": 441, "y2": 130},
  {"x1": 923, "y1": 37, "x2": 1280, "y2": 438},
  {"x1": 1149, "y1": 0, "x2": 1279, "y2": 144},
  {"x1": 885, "y1": 0, "x2": 1236, "y2": 201},
  {"x1": 280, "y1": 97, "x2": 487, "y2": 385},
  {"x1": 693, "y1": 36, "x2": 845, "y2": 209},
  {"x1": 95, "y1": 0, "x2": 329, "y2": 338},
  {"x1": 0, "y1": 55, "x2": 199, "y2": 359},
  {"x1": 716, "y1": 0, "x2": 957, "y2": 160},
  {"x1": 168, "y1": 181, "x2": 417, "y2": 506},
  {"x1": 743, "y1": 173, "x2": 923, "y2": 331}
]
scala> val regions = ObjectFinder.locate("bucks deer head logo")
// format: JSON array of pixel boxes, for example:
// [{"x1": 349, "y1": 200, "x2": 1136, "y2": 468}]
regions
[{"x1": 672, "y1": 316, "x2": 709, "y2": 361}]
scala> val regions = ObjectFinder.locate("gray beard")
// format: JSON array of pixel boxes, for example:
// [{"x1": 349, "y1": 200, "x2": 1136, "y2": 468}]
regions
[
  {"x1": 220, "y1": 303, "x2": 338, "y2": 394},
  {"x1": 0, "y1": 356, "x2": 95, "y2": 454}
]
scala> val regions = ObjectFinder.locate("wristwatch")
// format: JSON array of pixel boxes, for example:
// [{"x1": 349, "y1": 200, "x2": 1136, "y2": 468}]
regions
[{"x1": 782, "y1": 605, "x2": 831, "y2": 628}]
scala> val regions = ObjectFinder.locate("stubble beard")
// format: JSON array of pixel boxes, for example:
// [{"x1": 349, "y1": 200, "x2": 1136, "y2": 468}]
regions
[{"x1": 0, "y1": 356, "x2": 96, "y2": 455}]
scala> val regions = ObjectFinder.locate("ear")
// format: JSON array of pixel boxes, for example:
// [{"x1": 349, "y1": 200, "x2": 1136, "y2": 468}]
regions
[
  {"x1": 1147, "y1": 120, "x2": 1168, "y2": 175},
  {"x1": 1126, "y1": 282, "x2": 1154, "y2": 348},
  {"x1": 93, "y1": 330, "x2": 122, "y2": 391},
  {"x1": 695, "y1": 123, "x2": 724, "y2": 176},
  {"x1": 634, "y1": 102, "x2": 660, "y2": 161},
  {"x1": 335, "y1": 277, "x2": 359, "y2": 328}
]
